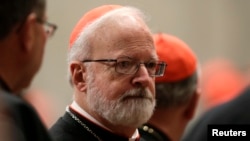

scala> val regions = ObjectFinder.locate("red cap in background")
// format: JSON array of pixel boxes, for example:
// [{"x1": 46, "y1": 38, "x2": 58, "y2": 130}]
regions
[{"x1": 154, "y1": 33, "x2": 197, "y2": 83}]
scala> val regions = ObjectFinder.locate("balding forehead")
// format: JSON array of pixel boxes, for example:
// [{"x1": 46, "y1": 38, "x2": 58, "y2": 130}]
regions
[{"x1": 88, "y1": 11, "x2": 151, "y2": 47}]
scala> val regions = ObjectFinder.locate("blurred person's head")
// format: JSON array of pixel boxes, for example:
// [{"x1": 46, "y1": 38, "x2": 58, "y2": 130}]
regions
[
  {"x1": 0, "y1": 1, "x2": 56, "y2": 140},
  {"x1": 67, "y1": 5, "x2": 166, "y2": 136},
  {"x1": 0, "y1": 0, "x2": 57, "y2": 93},
  {"x1": 140, "y1": 33, "x2": 199, "y2": 141},
  {"x1": 200, "y1": 58, "x2": 247, "y2": 110}
]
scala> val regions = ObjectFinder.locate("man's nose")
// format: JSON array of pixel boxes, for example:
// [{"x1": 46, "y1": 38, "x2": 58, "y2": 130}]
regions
[{"x1": 131, "y1": 64, "x2": 153, "y2": 87}]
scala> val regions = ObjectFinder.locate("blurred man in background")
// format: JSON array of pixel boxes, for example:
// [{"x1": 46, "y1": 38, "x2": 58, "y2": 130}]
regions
[
  {"x1": 0, "y1": 0, "x2": 57, "y2": 140},
  {"x1": 182, "y1": 60, "x2": 250, "y2": 141},
  {"x1": 139, "y1": 33, "x2": 200, "y2": 141}
]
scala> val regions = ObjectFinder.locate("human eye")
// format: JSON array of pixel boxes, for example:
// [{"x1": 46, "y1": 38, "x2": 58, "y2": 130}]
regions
[
  {"x1": 116, "y1": 59, "x2": 134, "y2": 70},
  {"x1": 146, "y1": 61, "x2": 157, "y2": 69}
]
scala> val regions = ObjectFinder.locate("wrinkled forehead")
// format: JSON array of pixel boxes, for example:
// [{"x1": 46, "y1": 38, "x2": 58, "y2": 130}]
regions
[
  {"x1": 95, "y1": 13, "x2": 150, "y2": 37},
  {"x1": 92, "y1": 30, "x2": 157, "y2": 60}
]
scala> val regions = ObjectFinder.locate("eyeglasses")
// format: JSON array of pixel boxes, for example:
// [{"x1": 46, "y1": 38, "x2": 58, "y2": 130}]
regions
[
  {"x1": 37, "y1": 19, "x2": 57, "y2": 38},
  {"x1": 82, "y1": 57, "x2": 167, "y2": 77}
]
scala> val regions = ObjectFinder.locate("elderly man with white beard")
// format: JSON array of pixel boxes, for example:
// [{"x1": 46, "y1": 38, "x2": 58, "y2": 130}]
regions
[{"x1": 49, "y1": 4, "x2": 166, "y2": 141}]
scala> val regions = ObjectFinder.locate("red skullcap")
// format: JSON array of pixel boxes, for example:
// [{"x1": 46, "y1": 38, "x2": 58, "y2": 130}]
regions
[
  {"x1": 155, "y1": 33, "x2": 197, "y2": 83},
  {"x1": 69, "y1": 5, "x2": 122, "y2": 49}
]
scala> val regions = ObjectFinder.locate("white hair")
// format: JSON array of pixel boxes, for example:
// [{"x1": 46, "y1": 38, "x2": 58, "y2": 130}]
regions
[{"x1": 66, "y1": 6, "x2": 149, "y2": 80}]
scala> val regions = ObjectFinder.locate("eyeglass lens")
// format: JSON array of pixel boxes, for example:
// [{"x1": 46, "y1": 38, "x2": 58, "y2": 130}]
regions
[{"x1": 115, "y1": 58, "x2": 165, "y2": 76}]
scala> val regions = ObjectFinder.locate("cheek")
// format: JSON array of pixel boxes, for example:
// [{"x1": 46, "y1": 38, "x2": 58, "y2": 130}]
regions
[
  {"x1": 35, "y1": 28, "x2": 47, "y2": 59},
  {"x1": 95, "y1": 78, "x2": 119, "y2": 100},
  {"x1": 95, "y1": 75, "x2": 126, "y2": 100},
  {"x1": 39, "y1": 25, "x2": 48, "y2": 45},
  {"x1": 42, "y1": 31, "x2": 48, "y2": 45},
  {"x1": 38, "y1": 34, "x2": 46, "y2": 61},
  {"x1": 34, "y1": 29, "x2": 47, "y2": 70}
]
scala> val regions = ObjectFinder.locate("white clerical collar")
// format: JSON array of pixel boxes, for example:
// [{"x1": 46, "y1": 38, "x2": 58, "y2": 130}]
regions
[{"x1": 69, "y1": 101, "x2": 139, "y2": 141}]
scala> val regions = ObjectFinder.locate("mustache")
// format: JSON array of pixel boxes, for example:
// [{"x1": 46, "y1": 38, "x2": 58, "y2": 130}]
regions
[{"x1": 120, "y1": 88, "x2": 154, "y2": 101}]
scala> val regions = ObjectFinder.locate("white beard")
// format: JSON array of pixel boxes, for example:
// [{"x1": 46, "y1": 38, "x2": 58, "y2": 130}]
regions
[{"x1": 86, "y1": 71, "x2": 155, "y2": 127}]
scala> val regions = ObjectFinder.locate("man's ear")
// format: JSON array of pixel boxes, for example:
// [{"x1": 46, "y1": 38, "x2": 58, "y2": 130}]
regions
[
  {"x1": 184, "y1": 90, "x2": 200, "y2": 120},
  {"x1": 19, "y1": 13, "x2": 37, "y2": 52},
  {"x1": 70, "y1": 61, "x2": 87, "y2": 92}
]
